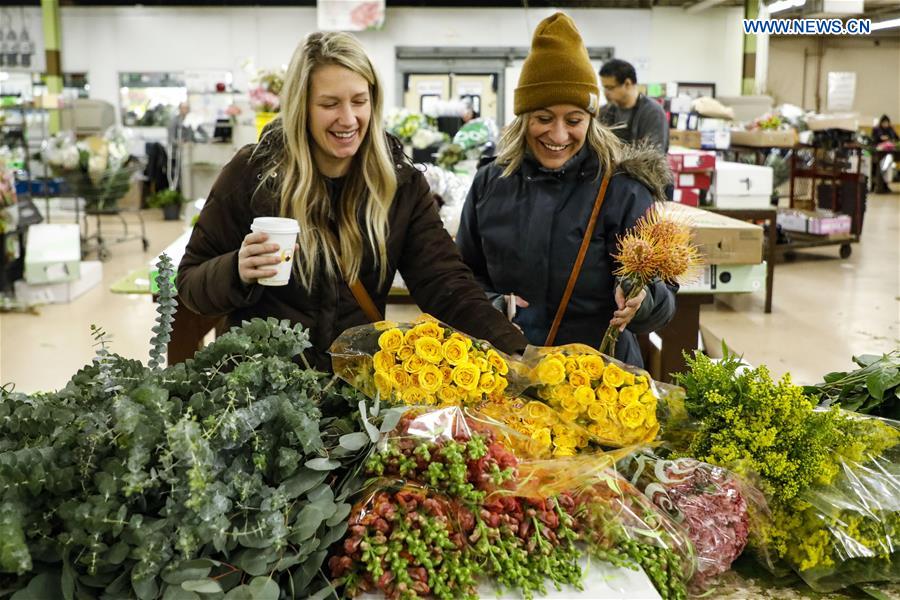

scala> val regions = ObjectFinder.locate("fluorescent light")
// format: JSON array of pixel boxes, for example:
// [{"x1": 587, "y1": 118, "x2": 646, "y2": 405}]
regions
[
  {"x1": 767, "y1": 0, "x2": 807, "y2": 14},
  {"x1": 871, "y1": 17, "x2": 900, "y2": 31}
]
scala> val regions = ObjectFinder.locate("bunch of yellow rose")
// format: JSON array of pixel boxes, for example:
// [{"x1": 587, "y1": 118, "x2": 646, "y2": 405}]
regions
[
  {"x1": 370, "y1": 319, "x2": 511, "y2": 407},
  {"x1": 531, "y1": 351, "x2": 660, "y2": 447},
  {"x1": 479, "y1": 397, "x2": 592, "y2": 457}
]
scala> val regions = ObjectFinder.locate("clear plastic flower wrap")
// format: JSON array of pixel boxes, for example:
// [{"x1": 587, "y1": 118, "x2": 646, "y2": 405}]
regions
[
  {"x1": 503, "y1": 455, "x2": 698, "y2": 600},
  {"x1": 763, "y1": 413, "x2": 900, "y2": 592},
  {"x1": 618, "y1": 451, "x2": 768, "y2": 589},
  {"x1": 510, "y1": 344, "x2": 663, "y2": 449},
  {"x1": 328, "y1": 480, "x2": 479, "y2": 600},
  {"x1": 330, "y1": 315, "x2": 523, "y2": 409},
  {"x1": 363, "y1": 406, "x2": 549, "y2": 501}
]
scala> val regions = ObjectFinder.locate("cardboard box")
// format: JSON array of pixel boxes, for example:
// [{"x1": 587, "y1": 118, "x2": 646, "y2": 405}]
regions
[
  {"x1": 667, "y1": 150, "x2": 716, "y2": 173},
  {"x1": 675, "y1": 172, "x2": 712, "y2": 190},
  {"x1": 15, "y1": 260, "x2": 102, "y2": 304},
  {"x1": 680, "y1": 262, "x2": 767, "y2": 294},
  {"x1": 806, "y1": 113, "x2": 858, "y2": 132},
  {"x1": 661, "y1": 202, "x2": 764, "y2": 265},
  {"x1": 672, "y1": 188, "x2": 701, "y2": 207},
  {"x1": 669, "y1": 129, "x2": 701, "y2": 149},
  {"x1": 777, "y1": 209, "x2": 852, "y2": 236},
  {"x1": 729, "y1": 129, "x2": 797, "y2": 148},
  {"x1": 24, "y1": 224, "x2": 81, "y2": 284}
]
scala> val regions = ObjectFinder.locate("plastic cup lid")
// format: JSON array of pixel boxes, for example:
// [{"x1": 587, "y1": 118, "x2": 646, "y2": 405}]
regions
[{"x1": 250, "y1": 217, "x2": 300, "y2": 234}]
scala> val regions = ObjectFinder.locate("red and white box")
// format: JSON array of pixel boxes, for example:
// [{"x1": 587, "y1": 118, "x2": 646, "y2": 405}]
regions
[
  {"x1": 672, "y1": 188, "x2": 701, "y2": 207},
  {"x1": 675, "y1": 172, "x2": 712, "y2": 190},
  {"x1": 667, "y1": 150, "x2": 716, "y2": 173}
]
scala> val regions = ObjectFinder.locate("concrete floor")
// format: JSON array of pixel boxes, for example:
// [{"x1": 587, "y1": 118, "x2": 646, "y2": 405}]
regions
[{"x1": 1, "y1": 189, "x2": 897, "y2": 393}]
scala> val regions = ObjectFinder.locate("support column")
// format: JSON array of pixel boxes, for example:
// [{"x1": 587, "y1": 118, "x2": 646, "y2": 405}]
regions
[
  {"x1": 742, "y1": 0, "x2": 759, "y2": 95},
  {"x1": 41, "y1": 0, "x2": 62, "y2": 133}
]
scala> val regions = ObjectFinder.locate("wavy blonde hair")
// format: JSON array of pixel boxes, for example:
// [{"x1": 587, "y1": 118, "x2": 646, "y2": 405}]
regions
[
  {"x1": 495, "y1": 113, "x2": 623, "y2": 179},
  {"x1": 257, "y1": 31, "x2": 397, "y2": 290}
]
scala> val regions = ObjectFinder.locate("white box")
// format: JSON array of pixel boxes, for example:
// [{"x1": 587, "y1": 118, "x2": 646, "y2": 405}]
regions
[
  {"x1": 714, "y1": 194, "x2": 772, "y2": 209},
  {"x1": 24, "y1": 224, "x2": 81, "y2": 284},
  {"x1": 15, "y1": 260, "x2": 102, "y2": 304},
  {"x1": 714, "y1": 161, "x2": 774, "y2": 197},
  {"x1": 701, "y1": 129, "x2": 731, "y2": 150},
  {"x1": 681, "y1": 262, "x2": 766, "y2": 294},
  {"x1": 669, "y1": 95, "x2": 693, "y2": 114}
]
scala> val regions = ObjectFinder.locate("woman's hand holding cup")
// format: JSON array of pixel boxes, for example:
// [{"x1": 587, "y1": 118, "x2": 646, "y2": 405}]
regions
[
  {"x1": 240, "y1": 217, "x2": 301, "y2": 286},
  {"x1": 238, "y1": 232, "x2": 283, "y2": 285}
]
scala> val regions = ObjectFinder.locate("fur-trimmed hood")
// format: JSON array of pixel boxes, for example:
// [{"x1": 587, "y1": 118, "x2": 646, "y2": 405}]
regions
[{"x1": 615, "y1": 141, "x2": 672, "y2": 203}]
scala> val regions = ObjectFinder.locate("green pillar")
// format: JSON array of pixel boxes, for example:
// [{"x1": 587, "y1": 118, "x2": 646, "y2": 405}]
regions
[
  {"x1": 742, "y1": 0, "x2": 759, "y2": 95},
  {"x1": 41, "y1": 0, "x2": 62, "y2": 132}
]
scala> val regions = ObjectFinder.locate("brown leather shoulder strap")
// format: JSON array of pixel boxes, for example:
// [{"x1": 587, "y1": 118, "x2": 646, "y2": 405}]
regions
[
  {"x1": 545, "y1": 170, "x2": 613, "y2": 346},
  {"x1": 348, "y1": 279, "x2": 384, "y2": 323}
]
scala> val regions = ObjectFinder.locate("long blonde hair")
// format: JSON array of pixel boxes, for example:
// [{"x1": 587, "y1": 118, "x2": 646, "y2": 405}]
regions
[
  {"x1": 257, "y1": 31, "x2": 397, "y2": 290},
  {"x1": 495, "y1": 113, "x2": 622, "y2": 179}
]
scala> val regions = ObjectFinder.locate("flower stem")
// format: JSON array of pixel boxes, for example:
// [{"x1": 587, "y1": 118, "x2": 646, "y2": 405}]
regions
[{"x1": 598, "y1": 282, "x2": 644, "y2": 357}]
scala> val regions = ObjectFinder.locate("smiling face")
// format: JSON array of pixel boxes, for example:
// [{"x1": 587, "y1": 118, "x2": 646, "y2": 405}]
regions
[
  {"x1": 307, "y1": 63, "x2": 371, "y2": 177},
  {"x1": 525, "y1": 105, "x2": 590, "y2": 170}
]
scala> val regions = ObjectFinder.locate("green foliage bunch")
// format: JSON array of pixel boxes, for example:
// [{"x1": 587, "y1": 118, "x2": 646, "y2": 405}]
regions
[{"x1": 0, "y1": 258, "x2": 379, "y2": 600}]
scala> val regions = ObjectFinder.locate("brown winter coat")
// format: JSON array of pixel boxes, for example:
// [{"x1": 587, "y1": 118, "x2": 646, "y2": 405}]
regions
[{"x1": 176, "y1": 135, "x2": 528, "y2": 370}]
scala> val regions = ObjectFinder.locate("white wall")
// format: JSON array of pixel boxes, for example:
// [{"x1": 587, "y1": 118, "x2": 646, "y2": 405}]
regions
[{"x1": 56, "y1": 5, "x2": 744, "y2": 118}]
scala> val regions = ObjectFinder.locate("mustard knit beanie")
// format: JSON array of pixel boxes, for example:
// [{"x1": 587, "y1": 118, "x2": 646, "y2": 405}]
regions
[{"x1": 514, "y1": 12, "x2": 600, "y2": 116}]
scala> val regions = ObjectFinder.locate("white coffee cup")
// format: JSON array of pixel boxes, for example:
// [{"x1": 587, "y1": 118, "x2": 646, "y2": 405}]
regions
[{"x1": 250, "y1": 217, "x2": 299, "y2": 286}]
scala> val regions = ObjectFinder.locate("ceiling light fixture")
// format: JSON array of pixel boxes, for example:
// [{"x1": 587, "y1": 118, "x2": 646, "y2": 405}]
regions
[
  {"x1": 871, "y1": 17, "x2": 900, "y2": 31},
  {"x1": 767, "y1": 0, "x2": 807, "y2": 15}
]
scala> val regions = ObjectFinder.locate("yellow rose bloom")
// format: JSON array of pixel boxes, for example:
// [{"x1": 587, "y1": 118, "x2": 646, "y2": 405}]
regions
[
  {"x1": 397, "y1": 345, "x2": 415, "y2": 361},
  {"x1": 437, "y1": 385, "x2": 461, "y2": 406},
  {"x1": 560, "y1": 409, "x2": 581, "y2": 424},
  {"x1": 374, "y1": 371, "x2": 393, "y2": 398},
  {"x1": 568, "y1": 369, "x2": 591, "y2": 388},
  {"x1": 587, "y1": 402, "x2": 610, "y2": 423},
  {"x1": 554, "y1": 446, "x2": 577, "y2": 457},
  {"x1": 555, "y1": 384, "x2": 576, "y2": 403},
  {"x1": 474, "y1": 357, "x2": 489, "y2": 372},
  {"x1": 452, "y1": 363, "x2": 481, "y2": 392},
  {"x1": 577, "y1": 355, "x2": 605, "y2": 380},
  {"x1": 373, "y1": 320, "x2": 399, "y2": 332},
  {"x1": 560, "y1": 396, "x2": 580, "y2": 414},
  {"x1": 402, "y1": 386, "x2": 427, "y2": 405},
  {"x1": 618, "y1": 385, "x2": 641, "y2": 406},
  {"x1": 450, "y1": 332, "x2": 473, "y2": 350},
  {"x1": 574, "y1": 386, "x2": 596, "y2": 408},
  {"x1": 602, "y1": 363, "x2": 627, "y2": 388},
  {"x1": 377, "y1": 328, "x2": 404, "y2": 353},
  {"x1": 403, "y1": 329, "x2": 420, "y2": 346},
  {"x1": 633, "y1": 381, "x2": 650, "y2": 395},
  {"x1": 440, "y1": 365, "x2": 454, "y2": 384},
  {"x1": 442, "y1": 338, "x2": 469, "y2": 366},
  {"x1": 639, "y1": 391, "x2": 657, "y2": 408},
  {"x1": 373, "y1": 350, "x2": 395, "y2": 374},
  {"x1": 536, "y1": 358, "x2": 567, "y2": 386},
  {"x1": 494, "y1": 377, "x2": 509, "y2": 395},
  {"x1": 486, "y1": 350, "x2": 509, "y2": 376},
  {"x1": 618, "y1": 401, "x2": 649, "y2": 431},
  {"x1": 623, "y1": 371, "x2": 636, "y2": 386},
  {"x1": 531, "y1": 427, "x2": 552, "y2": 450},
  {"x1": 413, "y1": 321, "x2": 444, "y2": 340},
  {"x1": 596, "y1": 384, "x2": 618, "y2": 405},
  {"x1": 404, "y1": 355, "x2": 427, "y2": 374},
  {"x1": 525, "y1": 401, "x2": 554, "y2": 421},
  {"x1": 418, "y1": 364, "x2": 443, "y2": 394},
  {"x1": 479, "y1": 372, "x2": 497, "y2": 394},
  {"x1": 564, "y1": 358, "x2": 579, "y2": 374},
  {"x1": 389, "y1": 366, "x2": 411, "y2": 390},
  {"x1": 415, "y1": 337, "x2": 444, "y2": 364}
]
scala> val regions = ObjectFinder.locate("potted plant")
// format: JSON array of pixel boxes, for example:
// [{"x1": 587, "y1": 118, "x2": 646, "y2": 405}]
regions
[{"x1": 148, "y1": 188, "x2": 186, "y2": 221}]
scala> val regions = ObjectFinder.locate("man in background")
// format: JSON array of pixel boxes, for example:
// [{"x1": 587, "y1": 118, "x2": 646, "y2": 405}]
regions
[{"x1": 599, "y1": 59, "x2": 668, "y2": 152}]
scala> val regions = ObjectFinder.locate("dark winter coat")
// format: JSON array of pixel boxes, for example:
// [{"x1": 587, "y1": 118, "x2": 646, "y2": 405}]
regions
[
  {"x1": 177, "y1": 134, "x2": 528, "y2": 371},
  {"x1": 456, "y1": 143, "x2": 676, "y2": 367}
]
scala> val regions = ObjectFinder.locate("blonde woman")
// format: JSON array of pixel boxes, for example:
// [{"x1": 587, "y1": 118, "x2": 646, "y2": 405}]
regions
[
  {"x1": 178, "y1": 32, "x2": 527, "y2": 370},
  {"x1": 456, "y1": 13, "x2": 675, "y2": 367}
]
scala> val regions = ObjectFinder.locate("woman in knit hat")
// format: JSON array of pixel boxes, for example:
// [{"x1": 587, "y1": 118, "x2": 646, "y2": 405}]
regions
[{"x1": 456, "y1": 12, "x2": 675, "y2": 367}]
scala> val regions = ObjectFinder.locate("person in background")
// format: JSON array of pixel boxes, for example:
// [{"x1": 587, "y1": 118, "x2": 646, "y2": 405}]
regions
[
  {"x1": 166, "y1": 102, "x2": 206, "y2": 190},
  {"x1": 599, "y1": 59, "x2": 668, "y2": 152},
  {"x1": 456, "y1": 12, "x2": 675, "y2": 368},
  {"x1": 872, "y1": 114, "x2": 898, "y2": 193},
  {"x1": 177, "y1": 31, "x2": 528, "y2": 371}
]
